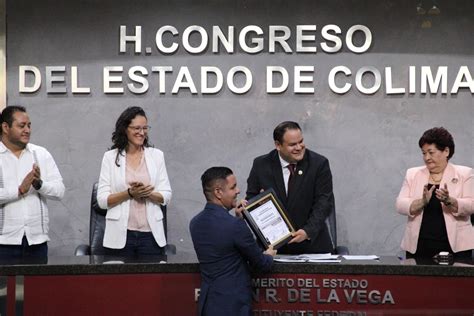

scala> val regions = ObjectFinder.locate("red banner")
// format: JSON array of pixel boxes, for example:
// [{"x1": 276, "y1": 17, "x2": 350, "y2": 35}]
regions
[{"x1": 20, "y1": 273, "x2": 474, "y2": 315}]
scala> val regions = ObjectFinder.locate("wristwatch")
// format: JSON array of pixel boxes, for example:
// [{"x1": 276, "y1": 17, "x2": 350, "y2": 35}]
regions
[{"x1": 32, "y1": 179, "x2": 43, "y2": 190}]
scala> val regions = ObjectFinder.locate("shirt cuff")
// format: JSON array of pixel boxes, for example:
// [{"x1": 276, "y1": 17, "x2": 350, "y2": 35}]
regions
[
  {"x1": 159, "y1": 191, "x2": 172, "y2": 206},
  {"x1": 9, "y1": 186, "x2": 22, "y2": 199}
]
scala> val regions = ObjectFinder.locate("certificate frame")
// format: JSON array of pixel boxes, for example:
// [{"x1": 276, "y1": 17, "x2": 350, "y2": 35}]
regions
[{"x1": 243, "y1": 189, "x2": 295, "y2": 250}]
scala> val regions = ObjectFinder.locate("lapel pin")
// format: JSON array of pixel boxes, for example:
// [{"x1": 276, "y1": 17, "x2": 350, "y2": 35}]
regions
[
  {"x1": 298, "y1": 170, "x2": 303, "y2": 175},
  {"x1": 451, "y1": 178, "x2": 458, "y2": 184}
]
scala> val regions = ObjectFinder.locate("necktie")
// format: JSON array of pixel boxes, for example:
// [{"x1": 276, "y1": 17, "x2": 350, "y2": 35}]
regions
[{"x1": 287, "y1": 163, "x2": 296, "y2": 195}]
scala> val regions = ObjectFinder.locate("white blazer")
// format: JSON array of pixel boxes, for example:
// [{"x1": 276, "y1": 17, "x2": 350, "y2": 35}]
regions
[
  {"x1": 97, "y1": 147, "x2": 172, "y2": 249},
  {"x1": 396, "y1": 163, "x2": 474, "y2": 254}
]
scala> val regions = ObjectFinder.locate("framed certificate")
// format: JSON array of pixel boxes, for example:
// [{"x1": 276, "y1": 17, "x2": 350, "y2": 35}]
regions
[{"x1": 243, "y1": 189, "x2": 295, "y2": 250}]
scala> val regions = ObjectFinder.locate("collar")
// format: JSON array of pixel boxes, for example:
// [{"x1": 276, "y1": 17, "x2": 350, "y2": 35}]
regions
[
  {"x1": 420, "y1": 162, "x2": 454, "y2": 174},
  {"x1": 205, "y1": 202, "x2": 230, "y2": 212},
  {"x1": 278, "y1": 154, "x2": 293, "y2": 169},
  {"x1": 0, "y1": 141, "x2": 33, "y2": 154},
  {"x1": 419, "y1": 162, "x2": 457, "y2": 184}
]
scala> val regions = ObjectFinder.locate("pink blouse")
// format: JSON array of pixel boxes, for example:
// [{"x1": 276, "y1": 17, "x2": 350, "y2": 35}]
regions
[{"x1": 126, "y1": 154, "x2": 152, "y2": 232}]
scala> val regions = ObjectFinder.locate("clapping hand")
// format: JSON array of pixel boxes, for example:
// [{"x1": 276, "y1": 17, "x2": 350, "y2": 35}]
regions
[
  {"x1": 19, "y1": 164, "x2": 41, "y2": 195},
  {"x1": 129, "y1": 182, "x2": 154, "y2": 199},
  {"x1": 32, "y1": 164, "x2": 42, "y2": 189},
  {"x1": 435, "y1": 183, "x2": 451, "y2": 205},
  {"x1": 422, "y1": 184, "x2": 436, "y2": 206}
]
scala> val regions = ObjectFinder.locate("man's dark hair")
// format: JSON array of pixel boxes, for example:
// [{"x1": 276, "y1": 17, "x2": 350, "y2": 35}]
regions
[
  {"x1": 201, "y1": 167, "x2": 233, "y2": 201},
  {"x1": 418, "y1": 127, "x2": 455, "y2": 160},
  {"x1": 273, "y1": 121, "x2": 301, "y2": 143},
  {"x1": 0, "y1": 105, "x2": 27, "y2": 128}
]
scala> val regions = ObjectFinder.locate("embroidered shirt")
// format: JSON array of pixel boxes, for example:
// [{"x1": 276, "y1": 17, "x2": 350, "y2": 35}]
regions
[{"x1": 0, "y1": 142, "x2": 65, "y2": 245}]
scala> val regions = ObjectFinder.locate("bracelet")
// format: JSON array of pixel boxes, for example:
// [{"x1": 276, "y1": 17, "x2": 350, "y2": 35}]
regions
[{"x1": 127, "y1": 188, "x2": 133, "y2": 198}]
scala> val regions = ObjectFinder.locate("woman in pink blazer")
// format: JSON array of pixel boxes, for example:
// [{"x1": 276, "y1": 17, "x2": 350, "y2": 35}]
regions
[{"x1": 396, "y1": 127, "x2": 474, "y2": 259}]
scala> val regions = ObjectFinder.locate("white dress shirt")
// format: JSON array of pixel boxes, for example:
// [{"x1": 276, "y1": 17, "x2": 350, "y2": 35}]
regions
[
  {"x1": 0, "y1": 142, "x2": 65, "y2": 245},
  {"x1": 278, "y1": 154, "x2": 293, "y2": 195}
]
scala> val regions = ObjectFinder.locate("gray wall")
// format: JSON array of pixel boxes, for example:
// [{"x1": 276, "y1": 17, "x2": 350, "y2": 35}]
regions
[{"x1": 6, "y1": 0, "x2": 474, "y2": 256}]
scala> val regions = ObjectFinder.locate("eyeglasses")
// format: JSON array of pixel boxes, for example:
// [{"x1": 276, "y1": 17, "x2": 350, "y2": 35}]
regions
[{"x1": 128, "y1": 125, "x2": 151, "y2": 133}]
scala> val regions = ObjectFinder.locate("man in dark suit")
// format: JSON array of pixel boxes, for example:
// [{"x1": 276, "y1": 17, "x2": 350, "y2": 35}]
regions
[
  {"x1": 190, "y1": 167, "x2": 275, "y2": 316},
  {"x1": 246, "y1": 121, "x2": 334, "y2": 254}
]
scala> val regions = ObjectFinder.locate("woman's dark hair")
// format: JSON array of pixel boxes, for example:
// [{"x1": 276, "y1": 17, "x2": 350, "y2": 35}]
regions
[
  {"x1": 418, "y1": 127, "x2": 455, "y2": 160},
  {"x1": 111, "y1": 106, "x2": 150, "y2": 166}
]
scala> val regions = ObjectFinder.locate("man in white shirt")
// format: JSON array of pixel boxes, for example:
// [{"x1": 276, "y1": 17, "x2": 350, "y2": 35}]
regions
[{"x1": 0, "y1": 105, "x2": 65, "y2": 259}]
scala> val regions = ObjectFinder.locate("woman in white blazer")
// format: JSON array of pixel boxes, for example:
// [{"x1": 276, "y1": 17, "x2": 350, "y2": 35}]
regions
[
  {"x1": 396, "y1": 127, "x2": 474, "y2": 260},
  {"x1": 97, "y1": 107, "x2": 172, "y2": 256}
]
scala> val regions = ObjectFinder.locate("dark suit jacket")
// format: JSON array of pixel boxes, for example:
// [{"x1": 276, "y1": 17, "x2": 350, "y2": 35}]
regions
[
  {"x1": 246, "y1": 149, "x2": 334, "y2": 254},
  {"x1": 190, "y1": 203, "x2": 273, "y2": 316}
]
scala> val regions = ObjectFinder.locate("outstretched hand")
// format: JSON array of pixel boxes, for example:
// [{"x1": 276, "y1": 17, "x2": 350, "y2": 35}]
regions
[
  {"x1": 288, "y1": 229, "x2": 308, "y2": 244},
  {"x1": 234, "y1": 199, "x2": 248, "y2": 218},
  {"x1": 264, "y1": 244, "x2": 277, "y2": 257}
]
